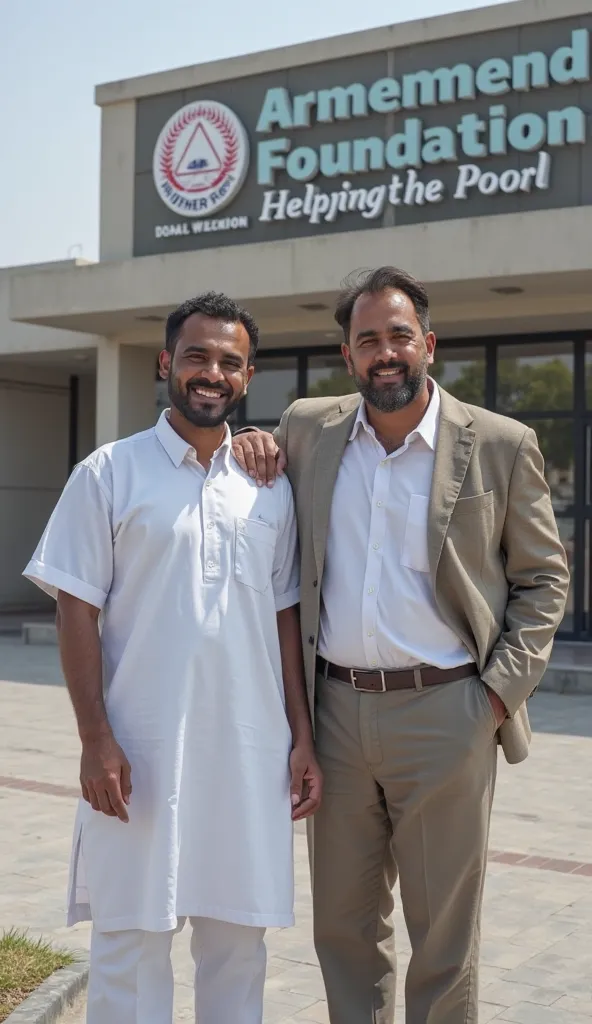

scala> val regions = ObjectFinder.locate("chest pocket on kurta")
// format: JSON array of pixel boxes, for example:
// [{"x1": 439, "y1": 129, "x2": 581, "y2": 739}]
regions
[{"x1": 234, "y1": 517, "x2": 276, "y2": 593}]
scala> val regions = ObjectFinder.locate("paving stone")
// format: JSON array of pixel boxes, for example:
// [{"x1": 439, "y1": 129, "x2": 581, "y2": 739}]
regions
[
  {"x1": 501, "y1": 967, "x2": 592, "y2": 1000},
  {"x1": 522, "y1": 951, "x2": 592, "y2": 976},
  {"x1": 481, "y1": 980, "x2": 564, "y2": 1007},
  {"x1": 293, "y1": 1002, "x2": 330, "y2": 1023},
  {"x1": 480, "y1": 941, "x2": 536, "y2": 970},
  {"x1": 1, "y1": 663, "x2": 592, "y2": 1022},
  {"x1": 479, "y1": 1004, "x2": 509, "y2": 1024},
  {"x1": 553, "y1": 995, "x2": 592, "y2": 1015},
  {"x1": 541, "y1": 934, "x2": 592, "y2": 961},
  {"x1": 497, "y1": 1002, "x2": 591, "y2": 1023},
  {"x1": 264, "y1": 964, "x2": 328, "y2": 1002},
  {"x1": 505, "y1": 919, "x2": 580, "y2": 950}
]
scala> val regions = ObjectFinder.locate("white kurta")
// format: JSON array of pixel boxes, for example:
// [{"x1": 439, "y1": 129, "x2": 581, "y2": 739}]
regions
[{"x1": 24, "y1": 412, "x2": 300, "y2": 933}]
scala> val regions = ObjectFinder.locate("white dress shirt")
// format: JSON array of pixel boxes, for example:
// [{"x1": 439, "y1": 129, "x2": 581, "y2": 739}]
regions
[
  {"x1": 318, "y1": 384, "x2": 471, "y2": 671},
  {"x1": 24, "y1": 411, "x2": 299, "y2": 932}
]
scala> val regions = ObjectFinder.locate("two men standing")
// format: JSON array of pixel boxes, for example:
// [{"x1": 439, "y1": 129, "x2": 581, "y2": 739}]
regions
[{"x1": 26, "y1": 268, "x2": 568, "y2": 1024}]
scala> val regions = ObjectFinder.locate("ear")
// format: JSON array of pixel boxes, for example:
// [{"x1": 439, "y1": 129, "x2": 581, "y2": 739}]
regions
[
  {"x1": 243, "y1": 365, "x2": 255, "y2": 395},
  {"x1": 425, "y1": 332, "x2": 437, "y2": 366},
  {"x1": 341, "y1": 341, "x2": 354, "y2": 377},
  {"x1": 158, "y1": 350, "x2": 170, "y2": 380}
]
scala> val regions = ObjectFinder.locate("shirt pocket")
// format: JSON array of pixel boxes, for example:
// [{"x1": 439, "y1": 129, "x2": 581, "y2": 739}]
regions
[
  {"x1": 401, "y1": 493, "x2": 430, "y2": 574},
  {"x1": 234, "y1": 517, "x2": 276, "y2": 594}
]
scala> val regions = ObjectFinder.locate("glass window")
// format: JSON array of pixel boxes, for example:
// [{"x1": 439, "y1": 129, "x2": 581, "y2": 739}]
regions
[
  {"x1": 522, "y1": 419, "x2": 574, "y2": 515},
  {"x1": 246, "y1": 357, "x2": 298, "y2": 422},
  {"x1": 307, "y1": 354, "x2": 357, "y2": 398},
  {"x1": 586, "y1": 424, "x2": 592, "y2": 507},
  {"x1": 581, "y1": 524, "x2": 585, "y2": 634},
  {"x1": 431, "y1": 346, "x2": 486, "y2": 406},
  {"x1": 587, "y1": 341, "x2": 592, "y2": 409},
  {"x1": 556, "y1": 518, "x2": 575, "y2": 634},
  {"x1": 496, "y1": 341, "x2": 574, "y2": 414}
]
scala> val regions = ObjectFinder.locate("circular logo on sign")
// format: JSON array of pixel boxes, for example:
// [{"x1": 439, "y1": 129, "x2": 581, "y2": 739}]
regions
[{"x1": 153, "y1": 100, "x2": 249, "y2": 217}]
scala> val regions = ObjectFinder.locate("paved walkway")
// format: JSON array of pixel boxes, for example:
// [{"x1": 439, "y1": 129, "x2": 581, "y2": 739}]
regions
[{"x1": 1, "y1": 637, "x2": 592, "y2": 1022}]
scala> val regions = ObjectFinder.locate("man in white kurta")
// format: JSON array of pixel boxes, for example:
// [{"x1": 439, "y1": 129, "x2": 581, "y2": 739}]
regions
[{"x1": 24, "y1": 293, "x2": 320, "y2": 1024}]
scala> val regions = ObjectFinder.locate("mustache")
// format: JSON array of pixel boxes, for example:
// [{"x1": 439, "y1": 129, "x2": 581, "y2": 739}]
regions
[{"x1": 184, "y1": 378, "x2": 233, "y2": 396}]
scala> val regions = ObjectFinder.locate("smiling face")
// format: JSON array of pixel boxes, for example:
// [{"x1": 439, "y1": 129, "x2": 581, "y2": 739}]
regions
[
  {"x1": 159, "y1": 313, "x2": 254, "y2": 428},
  {"x1": 342, "y1": 288, "x2": 436, "y2": 413}
]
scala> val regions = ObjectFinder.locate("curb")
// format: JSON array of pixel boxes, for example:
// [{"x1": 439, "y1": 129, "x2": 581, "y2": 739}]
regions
[
  {"x1": 4, "y1": 959, "x2": 89, "y2": 1024},
  {"x1": 539, "y1": 667, "x2": 592, "y2": 696}
]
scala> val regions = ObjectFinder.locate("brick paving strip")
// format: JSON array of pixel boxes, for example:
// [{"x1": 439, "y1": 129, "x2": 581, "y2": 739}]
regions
[
  {"x1": 3, "y1": 774, "x2": 592, "y2": 881},
  {"x1": 488, "y1": 849, "x2": 592, "y2": 877},
  {"x1": 0, "y1": 775, "x2": 80, "y2": 799}
]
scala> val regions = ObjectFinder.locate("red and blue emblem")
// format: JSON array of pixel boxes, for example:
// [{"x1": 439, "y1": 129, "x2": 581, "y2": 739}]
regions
[{"x1": 153, "y1": 101, "x2": 249, "y2": 217}]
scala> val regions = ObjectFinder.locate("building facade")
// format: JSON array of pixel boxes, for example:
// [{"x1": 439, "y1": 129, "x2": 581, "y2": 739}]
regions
[{"x1": 2, "y1": 0, "x2": 591, "y2": 640}]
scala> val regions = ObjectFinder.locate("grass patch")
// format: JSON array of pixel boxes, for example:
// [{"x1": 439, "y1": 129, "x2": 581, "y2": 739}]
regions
[{"x1": 0, "y1": 929, "x2": 76, "y2": 1022}]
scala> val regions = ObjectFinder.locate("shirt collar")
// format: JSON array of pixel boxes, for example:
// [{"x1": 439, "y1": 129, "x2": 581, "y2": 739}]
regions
[
  {"x1": 155, "y1": 410, "x2": 232, "y2": 468},
  {"x1": 350, "y1": 379, "x2": 440, "y2": 451}
]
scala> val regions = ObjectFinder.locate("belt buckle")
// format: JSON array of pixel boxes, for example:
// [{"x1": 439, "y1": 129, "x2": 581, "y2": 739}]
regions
[{"x1": 350, "y1": 669, "x2": 387, "y2": 693}]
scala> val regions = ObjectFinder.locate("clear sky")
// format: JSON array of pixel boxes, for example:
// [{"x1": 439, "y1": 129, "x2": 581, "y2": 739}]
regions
[{"x1": 0, "y1": 0, "x2": 510, "y2": 268}]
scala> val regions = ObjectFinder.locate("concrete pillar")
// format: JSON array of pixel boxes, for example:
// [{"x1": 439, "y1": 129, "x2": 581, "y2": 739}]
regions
[
  {"x1": 99, "y1": 100, "x2": 136, "y2": 262},
  {"x1": 96, "y1": 339, "x2": 157, "y2": 446}
]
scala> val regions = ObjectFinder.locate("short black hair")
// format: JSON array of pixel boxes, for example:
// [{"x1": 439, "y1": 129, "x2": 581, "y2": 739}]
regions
[
  {"x1": 334, "y1": 266, "x2": 430, "y2": 341},
  {"x1": 165, "y1": 291, "x2": 260, "y2": 365}
]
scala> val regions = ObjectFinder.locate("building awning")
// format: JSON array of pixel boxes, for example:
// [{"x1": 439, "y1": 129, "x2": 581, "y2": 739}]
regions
[{"x1": 9, "y1": 207, "x2": 592, "y2": 340}]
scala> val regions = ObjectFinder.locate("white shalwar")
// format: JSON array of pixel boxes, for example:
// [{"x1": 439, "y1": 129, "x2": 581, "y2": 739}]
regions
[{"x1": 24, "y1": 412, "x2": 300, "y2": 934}]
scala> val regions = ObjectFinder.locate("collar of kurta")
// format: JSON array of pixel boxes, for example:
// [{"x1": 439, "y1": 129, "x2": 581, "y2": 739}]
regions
[
  {"x1": 349, "y1": 378, "x2": 440, "y2": 451},
  {"x1": 155, "y1": 409, "x2": 232, "y2": 468}
]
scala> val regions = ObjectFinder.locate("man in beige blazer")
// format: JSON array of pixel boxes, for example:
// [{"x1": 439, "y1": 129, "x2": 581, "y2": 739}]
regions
[{"x1": 233, "y1": 266, "x2": 569, "y2": 1024}]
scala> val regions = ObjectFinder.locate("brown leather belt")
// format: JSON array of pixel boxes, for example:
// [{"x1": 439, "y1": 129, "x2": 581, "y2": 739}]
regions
[{"x1": 317, "y1": 656, "x2": 475, "y2": 693}]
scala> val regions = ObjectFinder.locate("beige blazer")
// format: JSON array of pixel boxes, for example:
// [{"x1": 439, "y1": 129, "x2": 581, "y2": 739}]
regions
[{"x1": 274, "y1": 388, "x2": 570, "y2": 765}]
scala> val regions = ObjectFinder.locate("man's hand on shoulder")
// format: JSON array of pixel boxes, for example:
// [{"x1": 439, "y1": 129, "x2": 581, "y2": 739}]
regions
[{"x1": 232, "y1": 429, "x2": 286, "y2": 487}]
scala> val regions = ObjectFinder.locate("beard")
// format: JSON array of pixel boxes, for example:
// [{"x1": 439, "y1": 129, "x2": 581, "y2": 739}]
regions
[
  {"x1": 168, "y1": 374, "x2": 243, "y2": 428},
  {"x1": 353, "y1": 356, "x2": 429, "y2": 413}
]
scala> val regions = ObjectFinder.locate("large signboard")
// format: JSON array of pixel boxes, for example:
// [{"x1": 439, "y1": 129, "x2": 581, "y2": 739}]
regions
[{"x1": 133, "y1": 15, "x2": 592, "y2": 256}]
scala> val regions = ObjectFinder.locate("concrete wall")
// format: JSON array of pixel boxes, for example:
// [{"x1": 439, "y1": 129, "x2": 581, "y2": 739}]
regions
[
  {"x1": 99, "y1": 102, "x2": 136, "y2": 262},
  {"x1": 0, "y1": 266, "x2": 101, "y2": 611},
  {"x1": 0, "y1": 364, "x2": 70, "y2": 611},
  {"x1": 0, "y1": 366, "x2": 96, "y2": 612},
  {"x1": 0, "y1": 265, "x2": 95, "y2": 357}
]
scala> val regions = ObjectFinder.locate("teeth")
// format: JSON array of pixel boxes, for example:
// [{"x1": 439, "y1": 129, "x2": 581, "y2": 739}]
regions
[
  {"x1": 376, "y1": 370, "x2": 402, "y2": 377},
  {"x1": 191, "y1": 387, "x2": 224, "y2": 398}
]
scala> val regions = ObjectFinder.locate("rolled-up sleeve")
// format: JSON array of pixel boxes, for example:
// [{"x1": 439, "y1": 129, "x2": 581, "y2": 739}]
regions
[
  {"x1": 23, "y1": 463, "x2": 114, "y2": 610},
  {"x1": 272, "y1": 477, "x2": 300, "y2": 612}
]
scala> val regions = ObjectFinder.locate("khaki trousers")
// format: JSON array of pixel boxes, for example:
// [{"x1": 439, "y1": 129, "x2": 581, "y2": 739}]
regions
[{"x1": 311, "y1": 672, "x2": 498, "y2": 1024}]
